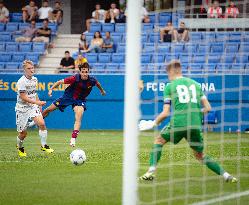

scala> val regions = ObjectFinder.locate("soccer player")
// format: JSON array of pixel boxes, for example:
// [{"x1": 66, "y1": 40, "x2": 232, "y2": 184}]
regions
[
  {"x1": 42, "y1": 62, "x2": 106, "y2": 147},
  {"x1": 139, "y1": 60, "x2": 237, "y2": 183},
  {"x1": 15, "y1": 60, "x2": 54, "y2": 157}
]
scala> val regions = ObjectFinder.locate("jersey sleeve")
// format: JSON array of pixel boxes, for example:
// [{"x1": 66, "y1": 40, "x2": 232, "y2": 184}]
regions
[
  {"x1": 64, "y1": 75, "x2": 76, "y2": 84},
  {"x1": 163, "y1": 83, "x2": 171, "y2": 104},
  {"x1": 91, "y1": 77, "x2": 99, "y2": 86},
  {"x1": 17, "y1": 79, "x2": 26, "y2": 93}
]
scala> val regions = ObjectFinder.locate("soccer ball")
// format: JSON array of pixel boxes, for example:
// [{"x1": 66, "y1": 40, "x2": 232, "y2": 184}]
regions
[{"x1": 70, "y1": 149, "x2": 86, "y2": 165}]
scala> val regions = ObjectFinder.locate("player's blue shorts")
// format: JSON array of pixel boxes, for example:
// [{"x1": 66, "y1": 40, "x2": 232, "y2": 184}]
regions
[{"x1": 53, "y1": 96, "x2": 87, "y2": 112}]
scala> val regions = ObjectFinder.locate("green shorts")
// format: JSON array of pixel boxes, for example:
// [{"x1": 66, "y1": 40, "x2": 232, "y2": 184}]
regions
[{"x1": 160, "y1": 124, "x2": 204, "y2": 153}]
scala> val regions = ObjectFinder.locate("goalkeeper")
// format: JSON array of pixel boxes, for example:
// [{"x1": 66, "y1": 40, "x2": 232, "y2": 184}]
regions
[{"x1": 139, "y1": 60, "x2": 237, "y2": 183}]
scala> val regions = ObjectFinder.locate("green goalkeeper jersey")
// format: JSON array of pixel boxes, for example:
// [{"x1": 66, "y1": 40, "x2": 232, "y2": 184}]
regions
[{"x1": 164, "y1": 77, "x2": 205, "y2": 129}]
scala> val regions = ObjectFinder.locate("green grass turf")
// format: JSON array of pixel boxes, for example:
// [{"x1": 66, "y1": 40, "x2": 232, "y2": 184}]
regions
[{"x1": 0, "y1": 129, "x2": 248, "y2": 205}]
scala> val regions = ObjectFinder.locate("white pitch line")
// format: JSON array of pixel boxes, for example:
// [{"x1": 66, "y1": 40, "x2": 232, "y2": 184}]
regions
[{"x1": 190, "y1": 190, "x2": 249, "y2": 205}]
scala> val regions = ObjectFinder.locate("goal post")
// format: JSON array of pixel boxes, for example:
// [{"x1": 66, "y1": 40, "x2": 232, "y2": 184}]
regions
[{"x1": 122, "y1": 0, "x2": 142, "y2": 205}]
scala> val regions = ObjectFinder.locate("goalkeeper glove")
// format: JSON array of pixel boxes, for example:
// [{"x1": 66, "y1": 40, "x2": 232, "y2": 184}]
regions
[{"x1": 139, "y1": 120, "x2": 157, "y2": 131}]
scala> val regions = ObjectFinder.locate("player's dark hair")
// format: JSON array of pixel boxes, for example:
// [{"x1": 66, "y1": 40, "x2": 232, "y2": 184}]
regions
[
  {"x1": 166, "y1": 60, "x2": 181, "y2": 72},
  {"x1": 79, "y1": 63, "x2": 90, "y2": 71},
  {"x1": 65, "y1": 51, "x2": 70, "y2": 54}
]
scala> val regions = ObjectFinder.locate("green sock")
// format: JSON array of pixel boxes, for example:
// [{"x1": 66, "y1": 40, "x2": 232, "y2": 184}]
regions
[
  {"x1": 203, "y1": 155, "x2": 225, "y2": 175},
  {"x1": 149, "y1": 144, "x2": 163, "y2": 167}
]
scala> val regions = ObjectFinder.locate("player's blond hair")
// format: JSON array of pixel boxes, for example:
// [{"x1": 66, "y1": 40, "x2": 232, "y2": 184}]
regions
[
  {"x1": 22, "y1": 60, "x2": 34, "y2": 69},
  {"x1": 166, "y1": 60, "x2": 182, "y2": 73}
]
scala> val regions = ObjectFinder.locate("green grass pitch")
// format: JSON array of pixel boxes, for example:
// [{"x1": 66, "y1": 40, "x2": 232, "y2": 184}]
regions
[{"x1": 0, "y1": 129, "x2": 248, "y2": 205}]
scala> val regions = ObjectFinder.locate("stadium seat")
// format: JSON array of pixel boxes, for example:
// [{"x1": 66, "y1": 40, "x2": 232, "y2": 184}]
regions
[
  {"x1": 207, "y1": 55, "x2": 220, "y2": 64},
  {"x1": 143, "y1": 43, "x2": 155, "y2": 52},
  {"x1": 235, "y1": 55, "x2": 249, "y2": 63},
  {"x1": 148, "y1": 14, "x2": 156, "y2": 23},
  {"x1": 48, "y1": 24, "x2": 58, "y2": 34},
  {"x1": 111, "y1": 33, "x2": 123, "y2": 44},
  {"x1": 0, "y1": 33, "x2": 12, "y2": 41},
  {"x1": 159, "y1": 13, "x2": 171, "y2": 24},
  {"x1": 190, "y1": 33, "x2": 202, "y2": 41},
  {"x1": 141, "y1": 54, "x2": 151, "y2": 64},
  {"x1": 216, "y1": 63, "x2": 231, "y2": 71},
  {"x1": 221, "y1": 54, "x2": 235, "y2": 64},
  {"x1": 5, "y1": 42, "x2": 18, "y2": 52},
  {"x1": 202, "y1": 32, "x2": 216, "y2": 41},
  {"x1": 210, "y1": 43, "x2": 224, "y2": 53},
  {"x1": 188, "y1": 64, "x2": 203, "y2": 73},
  {"x1": 112, "y1": 53, "x2": 125, "y2": 63},
  {"x1": 141, "y1": 64, "x2": 148, "y2": 72},
  {"x1": 19, "y1": 42, "x2": 32, "y2": 52},
  {"x1": 198, "y1": 44, "x2": 210, "y2": 53},
  {"x1": 26, "y1": 53, "x2": 39, "y2": 64},
  {"x1": 215, "y1": 32, "x2": 229, "y2": 42},
  {"x1": 85, "y1": 53, "x2": 98, "y2": 63},
  {"x1": 0, "y1": 42, "x2": 5, "y2": 52},
  {"x1": 142, "y1": 23, "x2": 153, "y2": 32},
  {"x1": 0, "y1": 53, "x2": 11, "y2": 62},
  {"x1": 179, "y1": 54, "x2": 192, "y2": 63},
  {"x1": 98, "y1": 53, "x2": 111, "y2": 63},
  {"x1": 165, "y1": 54, "x2": 179, "y2": 62},
  {"x1": 19, "y1": 23, "x2": 30, "y2": 30},
  {"x1": 32, "y1": 42, "x2": 46, "y2": 53},
  {"x1": 141, "y1": 33, "x2": 148, "y2": 42},
  {"x1": 11, "y1": 13, "x2": 22, "y2": 22},
  {"x1": 157, "y1": 44, "x2": 170, "y2": 53},
  {"x1": 116, "y1": 43, "x2": 126, "y2": 53},
  {"x1": 105, "y1": 63, "x2": 119, "y2": 71},
  {"x1": 152, "y1": 54, "x2": 165, "y2": 63},
  {"x1": 5, "y1": 62, "x2": 20, "y2": 70},
  {"x1": 102, "y1": 23, "x2": 115, "y2": 32},
  {"x1": 183, "y1": 44, "x2": 197, "y2": 53},
  {"x1": 91, "y1": 63, "x2": 105, "y2": 70},
  {"x1": 171, "y1": 44, "x2": 184, "y2": 53},
  {"x1": 239, "y1": 43, "x2": 249, "y2": 53},
  {"x1": 192, "y1": 55, "x2": 206, "y2": 64},
  {"x1": 12, "y1": 53, "x2": 25, "y2": 62},
  {"x1": 149, "y1": 33, "x2": 160, "y2": 43},
  {"x1": 6, "y1": 23, "x2": 19, "y2": 32},
  {"x1": 203, "y1": 64, "x2": 217, "y2": 73},
  {"x1": 85, "y1": 33, "x2": 94, "y2": 42},
  {"x1": 231, "y1": 63, "x2": 245, "y2": 70},
  {"x1": 115, "y1": 23, "x2": 126, "y2": 33},
  {"x1": 89, "y1": 23, "x2": 101, "y2": 33},
  {"x1": 0, "y1": 23, "x2": 5, "y2": 31},
  {"x1": 225, "y1": 44, "x2": 238, "y2": 53},
  {"x1": 119, "y1": 64, "x2": 125, "y2": 70}
]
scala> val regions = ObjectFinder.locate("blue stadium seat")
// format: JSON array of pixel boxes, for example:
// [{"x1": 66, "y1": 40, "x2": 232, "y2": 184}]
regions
[
  {"x1": 165, "y1": 54, "x2": 179, "y2": 62},
  {"x1": 89, "y1": 23, "x2": 101, "y2": 33},
  {"x1": 48, "y1": 23, "x2": 58, "y2": 34},
  {"x1": 192, "y1": 55, "x2": 206, "y2": 64},
  {"x1": 6, "y1": 23, "x2": 19, "y2": 32},
  {"x1": 112, "y1": 53, "x2": 125, "y2": 63},
  {"x1": 207, "y1": 55, "x2": 220, "y2": 64},
  {"x1": 141, "y1": 64, "x2": 148, "y2": 72},
  {"x1": 190, "y1": 33, "x2": 202, "y2": 41},
  {"x1": 198, "y1": 44, "x2": 210, "y2": 53},
  {"x1": 235, "y1": 55, "x2": 249, "y2": 63},
  {"x1": 215, "y1": 32, "x2": 229, "y2": 42},
  {"x1": 239, "y1": 43, "x2": 249, "y2": 53},
  {"x1": 245, "y1": 63, "x2": 249, "y2": 70},
  {"x1": 0, "y1": 53, "x2": 11, "y2": 62},
  {"x1": 5, "y1": 62, "x2": 20, "y2": 70},
  {"x1": 149, "y1": 33, "x2": 160, "y2": 43},
  {"x1": 141, "y1": 33, "x2": 148, "y2": 42},
  {"x1": 19, "y1": 23, "x2": 30, "y2": 30},
  {"x1": 188, "y1": 64, "x2": 203, "y2": 73},
  {"x1": 143, "y1": 43, "x2": 155, "y2": 52},
  {"x1": 91, "y1": 63, "x2": 105, "y2": 70},
  {"x1": 0, "y1": 33, "x2": 12, "y2": 41},
  {"x1": 85, "y1": 53, "x2": 98, "y2": 63},
  {"x1": 119, "y1": 64, "x2": 125, "y2": 70},
  {"x1": 216, "y1": 63, "x2": 231, "y2": 71},
  {"x1": 179, "y1": 54, "x2": 192, "y2": 63},
  {"x1": 19, "y1": 42, "x2": 32, "y2": 52},
  {"x1": 5, "y1": 42, "x2": 18, "y2": 52},
  {"x1": 11, "y1": 13, "x2": 22, "y2": 22},
  {"x1": 98, "y1": 53, "x2": 111, "y2": 63},
  {"x1": 0, "y1": 62, "x2": 5, "y2": 70},
  {"x1": 141, "y1": 54, "x2": 151, "y2": 64},
  {"x1": 0, "y1": 23, "x2": 5, "y2": 31},
  {"x1": 225, "y1": 44, "x2": 238, "y2": 53},
  {"x1": 111, "y1": 33, "x2": 122, "y2": 44},
  {"x1": 231, "y1": 63, "x2": 245, "y2": 70},
  {"x1": 85, "y1": 33, "x2": 94, "y2": 42},
  {"x1": 203, "y1": 64, "x2": 217, "y2": 73},
  {"x1": 183, "y1": 44, "x2": 197, "y2": 53},
  {"x1": 25, "y1": 53, "x2": 39, "y2": 64},
  {"x1": 152, "y1": 54, "x2": 165, "y2": 63},
  {"x1": 159, "y1": 13, "x2": 171, "y2": 24},
  {"x1": 105, "y1": 63, "x2": 119, "y2": 70},
  {"x1": 116, "y1": 43, "x2": 126, "y2": 53},
  {"x1": 115, "y1": 23, "x2": 126, "y2": 33},
  {"x1": 148, "y1": 14, "x2": 156, "y2": 23},
  {"x1": 202, "y1": 32, "x2": 216, "y2": 41},
  {"x1": 102, "y1": 23, "x2": 114, "y2": 32},
  {"x1": 157, "y1": 44, "x2": 170, "y2": 53},
  {"x1": 210, "y1": 43, "x2": 224, "y2": 53},
  {"x1": 221, "y1": 54, "x2": 235, "y2": 63},
  {"x1": 12, "y1": 53, "x2": 25, "y2": 62},
  {"x1": 32, "y1": 42, "x2": 46, "y2": 53},
  {"x1": 0, "y1": 42, "x2": 5, "y2": 52},
  {"x1": 142, "y1": 23, "x2": 154, "y2": 32},
  {"x1": 229, "y1": 33, "x2": 241, "y2": 40},
  {"x1": 171, "y1": 44, "x2": 184, "y2": 53}
]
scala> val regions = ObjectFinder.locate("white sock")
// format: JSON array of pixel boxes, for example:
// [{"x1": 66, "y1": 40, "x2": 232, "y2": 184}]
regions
[
  {"x1": 17, "y1": 136, "x2": 24, "y2": 148},
  {"x1": 223, "y1": 172, "x2": 230, "y2": 180},
  {"x1": 39, "y1": 130, "x2": 47, "y2": 147},
  {"x1": 148, "y1": 166, "x2": 156, "y2": 173}
]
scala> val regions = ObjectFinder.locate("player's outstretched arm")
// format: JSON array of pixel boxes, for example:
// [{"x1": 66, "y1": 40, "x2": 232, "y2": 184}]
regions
[
  {"x1": 48, "y1": 80, "x2": 64, "y2": 97},
  {"x1": 20, "y1": 92, "x2": 46, "y2": 106},
  {"x1": 201, "y1": 97, "x2": 211, "y2": 114},
  {"x1": 139, "y1": 104, "x2": 170, "y2": 131},
  {"x1": 96, "y1": 82, "x2": 106, "y2": 96}
]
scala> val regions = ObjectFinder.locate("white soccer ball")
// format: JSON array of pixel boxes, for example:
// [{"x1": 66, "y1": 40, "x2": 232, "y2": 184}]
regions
[{"x1": 70, "y1": 149, "x2": 86, "y2": 165}]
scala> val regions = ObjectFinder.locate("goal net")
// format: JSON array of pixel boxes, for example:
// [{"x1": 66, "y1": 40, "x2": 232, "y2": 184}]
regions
[{"x1": 123, "y1": 0, "x2": 249, "y2": 205}]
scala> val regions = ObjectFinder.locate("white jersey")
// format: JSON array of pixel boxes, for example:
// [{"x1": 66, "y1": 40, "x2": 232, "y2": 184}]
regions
[{"x1": 15, "y1": 75, "x2": 38, "y2": 111}]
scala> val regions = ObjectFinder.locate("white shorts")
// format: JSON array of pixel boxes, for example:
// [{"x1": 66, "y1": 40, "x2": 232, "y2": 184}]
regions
[{"x1": 16, "y1": 106, "x2": 42, "y2": 132}]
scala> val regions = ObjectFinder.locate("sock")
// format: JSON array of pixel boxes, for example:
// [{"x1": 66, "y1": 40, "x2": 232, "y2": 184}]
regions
[
  {"x1": 39, "y1": 130, "x2": 47, "y2": 147},
  {"x1": 149, "y1": 144, "x2": 163, "y2": 167},
  {"x1": 203, "y1": 155, "x2": 225, "y2": 175},
  {"x1": 223, "y1": 172, "x2": 231, "y2": 180},
  {"x1": 71, "y1": 130, "x2": 79, "y2": 138},
  {"x1": 17, "y1": 136, "x2": 24, "y2": 148}
]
